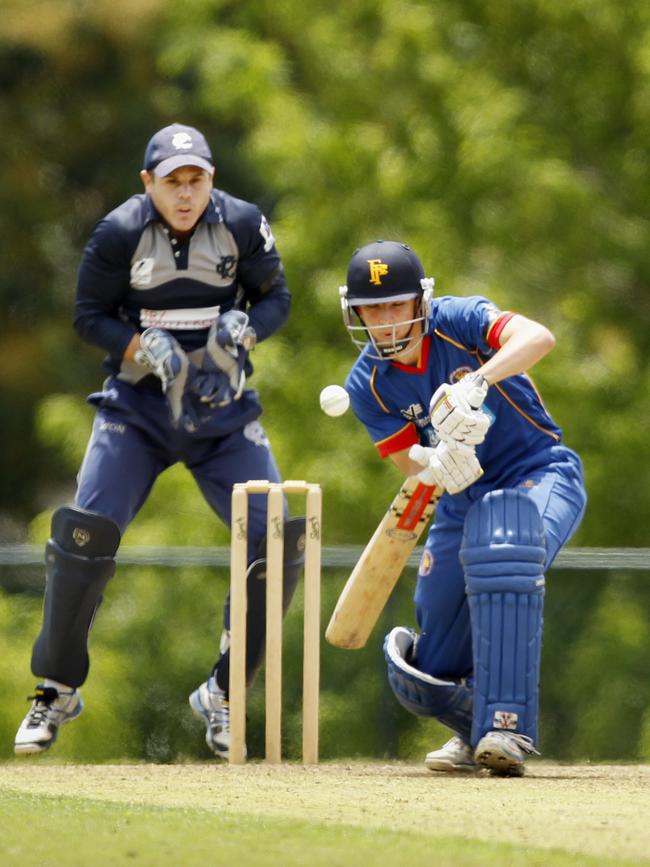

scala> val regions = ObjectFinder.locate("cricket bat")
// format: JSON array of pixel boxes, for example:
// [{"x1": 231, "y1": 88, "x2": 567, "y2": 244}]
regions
[{"x1": 325, "y1": 477, "x2": 441, "y2": 649}]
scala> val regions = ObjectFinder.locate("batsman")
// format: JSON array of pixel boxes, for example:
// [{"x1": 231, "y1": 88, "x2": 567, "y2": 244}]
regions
[
  {"x1": 338, "y1": 240, "x2": 587, "y2": 776},
  {"x1": 14, "y1": 123, "x2": 305, "y2": 759}
]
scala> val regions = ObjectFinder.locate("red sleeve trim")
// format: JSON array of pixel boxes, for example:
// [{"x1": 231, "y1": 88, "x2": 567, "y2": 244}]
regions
[
  {"x1": 376, "y1": 422, "x2": 419, "y2": 458},
  {"x1": 487, "y1": 312, "x2": 516, "y2": 350}
]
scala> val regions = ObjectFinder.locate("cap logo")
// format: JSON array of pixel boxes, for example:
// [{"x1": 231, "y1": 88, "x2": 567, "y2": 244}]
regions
[
  {"x1": 367, "y1": 258, "x2": 389, "y2": 285},
  {"x1": 171, "y1": 132, "x2": 193, "y2": 150}
]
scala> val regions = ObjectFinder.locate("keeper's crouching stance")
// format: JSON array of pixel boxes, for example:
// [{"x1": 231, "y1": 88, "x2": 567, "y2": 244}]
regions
[
  {"x1": 339, "y1": 240, "x2": 587, "y2": 776},
  {"x1": 15, "y1": 123, "x2": 299, "y2": 759}
]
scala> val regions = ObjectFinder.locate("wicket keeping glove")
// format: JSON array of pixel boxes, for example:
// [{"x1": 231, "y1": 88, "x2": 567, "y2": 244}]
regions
[
  {"x1": 135, "y1": 328, "x2": 201, "y2": 431},
  {"x1": 192, "y1": 311, "x2": 256, "y2": 408},
  {"x1": 409, "y1": 441, "x2": 483, "y2": 494},
  {"x1": 429, "y1": 372, "x2": 490, "y2": 446}
]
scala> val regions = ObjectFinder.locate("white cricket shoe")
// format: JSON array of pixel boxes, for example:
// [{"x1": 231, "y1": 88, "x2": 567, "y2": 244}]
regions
[
  {"x1": 14, "y1": 684, "x2": 83, "y2": 755},
  {"x1": 189, "y1": 676, "x2": 238, "y2": 759},
  {"x1": 425, "y1": 736, "x2": 477, "y2": 773},
  {"x1": 474, "y1": 731, "x2": 540, "y2": 777}
]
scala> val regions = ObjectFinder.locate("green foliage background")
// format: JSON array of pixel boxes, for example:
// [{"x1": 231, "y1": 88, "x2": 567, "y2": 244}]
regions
[{"x1": 1, "y1": 0, "x2": 650, "y2": 760}]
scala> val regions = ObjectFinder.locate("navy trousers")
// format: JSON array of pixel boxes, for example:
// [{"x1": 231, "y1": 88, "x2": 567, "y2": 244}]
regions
[{"x1": 34, "y1": 377, "x2": 285, "y2": 689}]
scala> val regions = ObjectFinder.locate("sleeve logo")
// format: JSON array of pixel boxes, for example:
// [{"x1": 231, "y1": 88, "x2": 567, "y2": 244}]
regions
[{"x1": 259, "y1": 215, "x2": 275, "y2": 252}]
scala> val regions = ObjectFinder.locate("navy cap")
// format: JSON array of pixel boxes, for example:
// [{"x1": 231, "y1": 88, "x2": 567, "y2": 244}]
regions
[{"x1": 143, "y1": 123, "x2": 214, "y2": 177}]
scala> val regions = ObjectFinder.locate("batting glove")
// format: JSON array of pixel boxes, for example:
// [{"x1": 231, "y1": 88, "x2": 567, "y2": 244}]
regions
[
  {"x1": 409, "y1": 441, "x2": 483, "y2": 494},
  {"x1": 429, "y1": 373, "x2": 490, "y2": 446}
]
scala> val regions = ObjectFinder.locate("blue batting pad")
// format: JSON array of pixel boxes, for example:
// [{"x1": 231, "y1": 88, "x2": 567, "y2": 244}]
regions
[
  {"x1": 460, "y1": 490, "x2": 546, "y2": 746},
  {"x1": 384, "y1": 626, "x2": 473, "y2": 742}
]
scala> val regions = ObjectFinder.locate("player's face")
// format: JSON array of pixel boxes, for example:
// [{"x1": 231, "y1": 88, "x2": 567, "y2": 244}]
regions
[
  {"x1": 141, "y1": 166, "x2": 214, "y2": 236},
  {"x1": 356, "y1": 298, "x2": 422, "y2": 363},
  {"x1": 356, "y1": 299, "x2": 421, "y2": 358}
]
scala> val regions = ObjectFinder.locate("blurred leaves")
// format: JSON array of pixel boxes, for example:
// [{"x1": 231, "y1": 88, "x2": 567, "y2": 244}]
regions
[
  {"x1": 4, "y1": 0, "x2": 650, "y2": 538},
  {"x1": 2, "y1": 0, "x2": 650, "y2": 759}
]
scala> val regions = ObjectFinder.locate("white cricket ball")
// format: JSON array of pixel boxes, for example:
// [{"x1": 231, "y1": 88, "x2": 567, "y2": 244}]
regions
[{"x1": 319, "y1": 384, "x2": 350, "y2": 417}]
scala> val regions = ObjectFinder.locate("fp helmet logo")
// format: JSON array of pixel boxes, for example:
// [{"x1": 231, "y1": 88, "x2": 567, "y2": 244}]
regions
[
  {"x1": 171, "y1": 132, "x2": 193, "y2": 150},
  {"x1": 367, "y1": 259, "x2": 389, "y2": 285}
]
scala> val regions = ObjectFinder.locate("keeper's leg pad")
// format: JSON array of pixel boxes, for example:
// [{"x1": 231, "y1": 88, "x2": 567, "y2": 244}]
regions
[
  {"x1": 31, "y1": 507, "x2": 121, "y2": 688},
  {"x1": 460, "y1": 489, "x2": 546, "y2": 747},
  {"x1": 383, "y1": 626, "x2": 473, "y2": 742},
  {"x1": 216, "y1": 516, "x2": 306, "y2": 690}
]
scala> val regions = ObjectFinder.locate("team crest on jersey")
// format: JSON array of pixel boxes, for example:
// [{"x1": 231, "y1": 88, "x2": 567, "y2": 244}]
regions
[
  {"x1": 449, "y1": 366, "x2": 474, "y2": 383},
  {"x1": 259, "y1": 216, "x2": 275, "y2": 252},
  {"x1": 216, "y1": 255, "x2": 237, "y2": 279}
]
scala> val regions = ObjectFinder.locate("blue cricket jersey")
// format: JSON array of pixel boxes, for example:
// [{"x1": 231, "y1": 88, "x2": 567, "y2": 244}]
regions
[{"x1": 346, "y1": 295, "x2": 569, "y2": 498}]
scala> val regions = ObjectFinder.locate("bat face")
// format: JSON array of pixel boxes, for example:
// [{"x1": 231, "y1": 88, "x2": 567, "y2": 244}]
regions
[
  {"x1": 386, "y1": 481, "x2": 437, "y2": 540},
  {"x1": 325, "y1": 478, "x2": 440, "y2": 649}
]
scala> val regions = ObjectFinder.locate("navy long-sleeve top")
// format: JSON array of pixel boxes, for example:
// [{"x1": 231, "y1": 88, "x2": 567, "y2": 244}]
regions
[{"x1": 74, "y1": 188, "x2": 291, "y2": 382}]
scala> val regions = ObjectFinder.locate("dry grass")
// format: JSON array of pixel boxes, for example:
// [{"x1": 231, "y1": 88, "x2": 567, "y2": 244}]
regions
[{"x1": 1, "y1": 760, "x2": 649, "y2": 864}]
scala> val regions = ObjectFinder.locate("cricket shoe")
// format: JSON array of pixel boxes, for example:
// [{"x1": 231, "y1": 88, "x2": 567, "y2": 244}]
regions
[
  {"x1": 14, "y1": 684, "x2": 83, "y2": 755},
  {"x1": 425, "y1": 736, "x2": 477, "y2": 773},
  {"x1": 189, "y1": 676, "x2": 241, "y2": 759},
  {"x1": 474, "y1": 731, "x2": 540, "y2": 777}
]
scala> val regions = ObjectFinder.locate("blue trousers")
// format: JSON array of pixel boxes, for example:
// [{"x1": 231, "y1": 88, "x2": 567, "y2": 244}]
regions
[{"x1": 413, "y1": 448, "x2": 587, "y2": 680}]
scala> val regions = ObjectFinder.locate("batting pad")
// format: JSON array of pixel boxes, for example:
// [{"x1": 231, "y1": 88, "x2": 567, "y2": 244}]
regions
[
  {"x1": 32, "y1": 508, "x2": 121, "y2": 687},
  {"x1": 460, "y1": 490, "x2": 546, "y2": 747},
  {"x1": 384, "y1": 626, "x2": 473, "y2": 742}
]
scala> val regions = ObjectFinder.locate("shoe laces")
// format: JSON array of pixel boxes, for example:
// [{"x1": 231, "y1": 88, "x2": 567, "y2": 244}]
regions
[
  {"x1": 25, "y1": 686, "x2": 60, "y2": 726},
  {"x1": 206, "y1": 694, "x2": 230, "y2": 732},
  {"x1": 501, "y1": 732, "x2": 540, "y2": 756}
]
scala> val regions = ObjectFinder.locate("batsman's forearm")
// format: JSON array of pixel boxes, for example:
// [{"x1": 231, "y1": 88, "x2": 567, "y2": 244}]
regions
[
  {"x1": 390, "y1": 448, "x2": 430, "y2": 480},
  {"x1": 479, "y1": 322, "x2": 555, "y2": 385}
]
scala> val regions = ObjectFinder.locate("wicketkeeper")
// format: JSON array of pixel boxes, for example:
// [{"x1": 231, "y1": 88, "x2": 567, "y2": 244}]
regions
[
  {"x1": 14, "y1": 123, "x2": 305, "y2": 759},
  {"x1": 340, "y1": 240, "x2": 587, "y2": 776}
]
